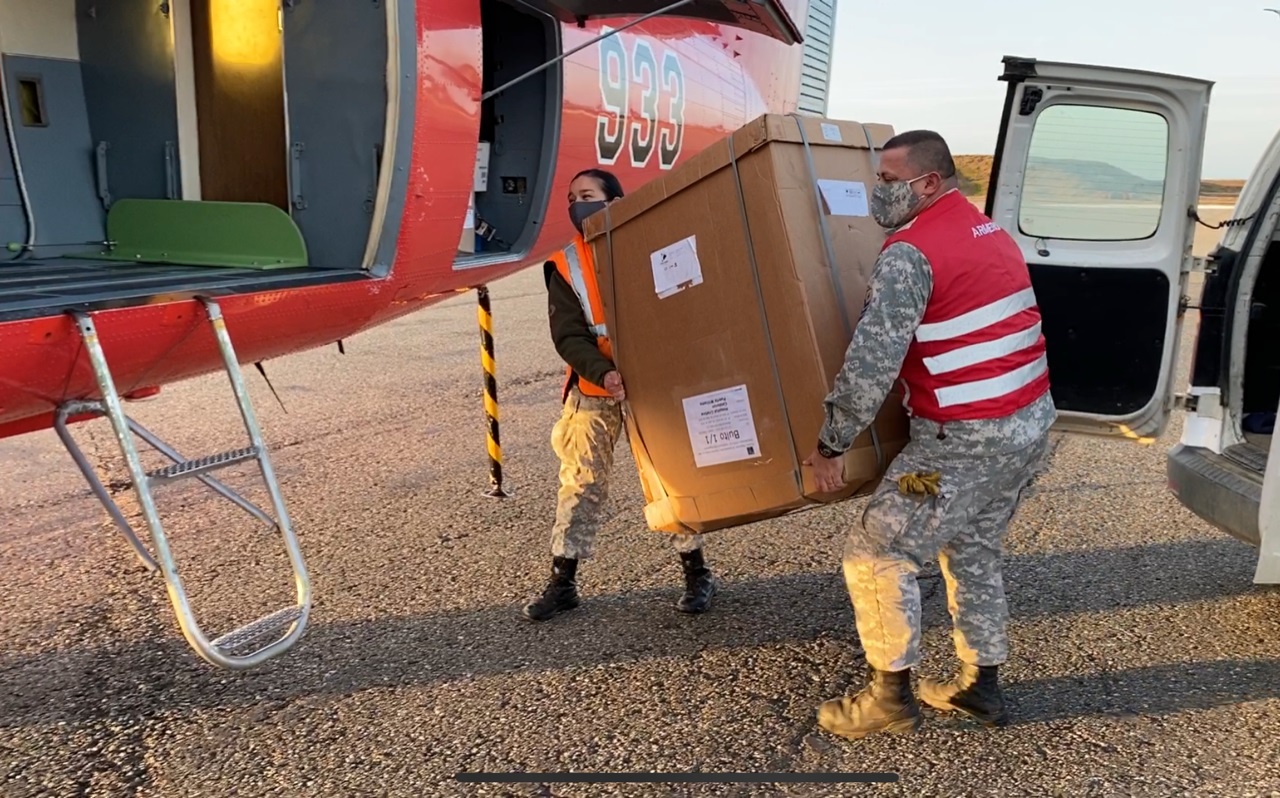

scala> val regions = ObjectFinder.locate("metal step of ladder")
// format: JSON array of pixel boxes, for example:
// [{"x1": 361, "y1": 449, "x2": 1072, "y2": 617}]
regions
[{"x1": 55, "y1": 298, "x2": 311, "y2": 670}]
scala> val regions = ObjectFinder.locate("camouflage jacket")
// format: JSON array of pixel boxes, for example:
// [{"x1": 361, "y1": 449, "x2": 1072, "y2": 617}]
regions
[{"x1": 817, "y1": 241, "x2": 1057, "y2": 460}]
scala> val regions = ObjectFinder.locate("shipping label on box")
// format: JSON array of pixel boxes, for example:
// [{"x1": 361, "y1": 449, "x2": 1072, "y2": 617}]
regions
[
  {"x1": 816, "y1": 179, "x2": 870, "y2": 217},
  {"x1": 650, "y1": 234, "x2": 703, "y2": 299},
  {"x1": 681, "y1": 384, "x2": 762, "y2": 469}
]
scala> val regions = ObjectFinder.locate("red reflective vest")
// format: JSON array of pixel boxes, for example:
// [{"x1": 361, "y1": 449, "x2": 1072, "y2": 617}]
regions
[
  {"x1": 887, "y1": 189, "x2": 1051, "y2": 423},
  {"x1": 548, "y1": 235, "x2": 614, "y2": 399}
]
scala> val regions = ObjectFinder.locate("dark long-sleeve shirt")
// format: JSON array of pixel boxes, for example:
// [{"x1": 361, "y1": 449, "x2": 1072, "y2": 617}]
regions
[{"x1": 544, "y1": 261, "x2": 615, "y2": 394}]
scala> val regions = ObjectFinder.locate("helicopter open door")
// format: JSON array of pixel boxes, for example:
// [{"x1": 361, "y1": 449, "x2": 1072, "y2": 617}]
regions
[
  {"x1": 520, "y1": 0, "x2": 804, "y2": 44},
  {"x1": 986, "y1": 56, "x2": 1213, "y2": 442}
]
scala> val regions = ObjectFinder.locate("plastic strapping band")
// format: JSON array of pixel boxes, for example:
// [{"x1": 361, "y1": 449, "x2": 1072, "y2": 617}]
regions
[
  {"x1": 726, "y1": 132, "x2": 801, "y2": 478},
  {"x1": 860, "y1": 122, "x2": 881, "y2": 172},
  {"x1": 605, "y1": 205, "x2": 617, "y2": 338},
  {"x1": 789, "y1": 115, "x2": 885, "y2": 473},
  {"x1": 790, "y1": 113, "x2": 851, "y2": 339}
]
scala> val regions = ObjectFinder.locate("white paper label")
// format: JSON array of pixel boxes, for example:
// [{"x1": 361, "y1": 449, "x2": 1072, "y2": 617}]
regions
[
  {"x1": 820, "y1": 123, "x2": 843, "y2": 143},
  {"x1": 650, "y1": 234, "x2": 704, "y2": 299},
  {"x1": 816, "y1": 179, "x2": 870, "y2": 217},
  {"x1": 682, "y1": 385, "x2": 762, "y2": 468}
]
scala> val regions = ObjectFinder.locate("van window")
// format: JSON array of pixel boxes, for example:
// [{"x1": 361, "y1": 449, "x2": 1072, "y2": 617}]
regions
[{"x1": 1018, "y1": 104, "x2": 1169, "y2": 242}]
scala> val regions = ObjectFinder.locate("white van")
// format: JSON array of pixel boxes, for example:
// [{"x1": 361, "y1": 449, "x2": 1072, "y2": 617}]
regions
[
  {"x1": 981, "y1": 56, "x2": 1278, "y2": 584},
  {"x1": 1165, "y1": 132, "x2": 1280, "y2": 584}
]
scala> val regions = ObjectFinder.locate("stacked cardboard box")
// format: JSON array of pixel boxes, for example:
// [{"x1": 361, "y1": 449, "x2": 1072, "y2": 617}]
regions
[{"x1": 581, "y1": 113, "x2": 911, "y2": 534}]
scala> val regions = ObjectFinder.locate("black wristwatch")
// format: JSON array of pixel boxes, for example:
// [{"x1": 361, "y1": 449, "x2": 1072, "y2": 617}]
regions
[{"x1": 817, "y1": 441, "x2": 843, "y2": 460}]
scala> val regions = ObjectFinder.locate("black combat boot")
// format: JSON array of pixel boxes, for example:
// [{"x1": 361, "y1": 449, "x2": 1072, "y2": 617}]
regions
[
  {"x1": 919, "y1": 663, "x2": 1009, "y2": 727},
  {"x1": 817, "y1": 667, "x2": 923, "y2": 740},
  {"x1": 522, "y1": 557, "x2": 580, "y2": 621},
  {"x1": 676, "y1": 549, "x2": 717, "y2": 614}
]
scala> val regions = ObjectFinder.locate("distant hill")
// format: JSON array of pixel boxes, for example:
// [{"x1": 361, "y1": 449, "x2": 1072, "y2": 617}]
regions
[
  {"x1": 953, "y1": 154, "x2": 1242, "y2": 203},
  {"x1": 1200, "y1": 179, "x2": 1247, "y2": 198},
  {"x1": 954, "y1": 155, "x2": 991, "y2": 196}
]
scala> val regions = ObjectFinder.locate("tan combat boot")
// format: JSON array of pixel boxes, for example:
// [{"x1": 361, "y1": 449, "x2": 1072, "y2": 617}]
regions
[{"x1": 817, "y1": 667, "x2": 923, "y2": 740}]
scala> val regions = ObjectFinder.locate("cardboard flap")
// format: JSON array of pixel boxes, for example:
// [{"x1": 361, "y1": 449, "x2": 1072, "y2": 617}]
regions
[
  {"x1": 623, "y1": 404, "x2": 692, "y2": 533},
  {"x1": 643, "y1": 497, "x2": 693, "y2": 535}
]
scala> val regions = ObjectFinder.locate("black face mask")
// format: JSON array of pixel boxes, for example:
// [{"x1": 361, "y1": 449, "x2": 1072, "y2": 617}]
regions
[{"x1": 569, "y1": 200, "x2": 608, "y2": 235}]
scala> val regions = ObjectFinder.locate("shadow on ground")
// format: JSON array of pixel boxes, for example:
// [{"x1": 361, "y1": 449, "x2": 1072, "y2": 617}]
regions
[
  {"x1": 2, "y1": 538, "x2": 1276, "y2": 730},
  {"x1": 1005, "y1": 657, "x2": 1280, "y2": 726}
]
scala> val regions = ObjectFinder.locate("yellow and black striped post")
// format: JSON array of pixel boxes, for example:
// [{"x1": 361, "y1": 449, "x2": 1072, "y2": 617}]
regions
[{"x1": 477, "y1": 285, "x2": 510, "y2": 497}]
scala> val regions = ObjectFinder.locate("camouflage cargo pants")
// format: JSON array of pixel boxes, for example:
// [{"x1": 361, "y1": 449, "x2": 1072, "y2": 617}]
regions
[
  {"x1": 842, "y1": 433, "x2": 1050, "y2": 672},
  {"x1": 550, "y1": 386, "x2": 704, "y2": 559}
]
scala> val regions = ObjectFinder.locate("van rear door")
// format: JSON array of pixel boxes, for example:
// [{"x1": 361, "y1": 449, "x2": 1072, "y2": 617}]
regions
[{"x1": 986, "y1": 56, "x2": 1212, "y2": 441}]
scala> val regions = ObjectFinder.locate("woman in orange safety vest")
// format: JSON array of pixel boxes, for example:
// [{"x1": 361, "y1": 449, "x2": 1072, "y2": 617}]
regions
[{"x1": 522, "y1": 168, "x2": 718, "y2": 621}]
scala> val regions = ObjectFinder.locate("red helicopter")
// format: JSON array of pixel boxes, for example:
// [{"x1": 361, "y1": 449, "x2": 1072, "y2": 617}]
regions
[{"x1": 0, "y1": 0, "x2": 822, "y2": 669}]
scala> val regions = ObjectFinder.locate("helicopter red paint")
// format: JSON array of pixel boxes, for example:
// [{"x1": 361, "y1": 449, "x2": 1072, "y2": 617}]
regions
[{"x1": 0, "y1": 0, "x2": 812, "y2": 440}]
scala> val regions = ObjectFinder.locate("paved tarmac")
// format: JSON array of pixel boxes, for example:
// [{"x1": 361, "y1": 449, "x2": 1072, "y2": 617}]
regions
[{"x1": 2, "y1": 208, "x2": 1278, "y2": 797}]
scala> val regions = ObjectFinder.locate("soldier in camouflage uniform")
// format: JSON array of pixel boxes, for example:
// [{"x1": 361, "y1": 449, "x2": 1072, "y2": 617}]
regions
[
  {"x1": 804, "y1": 131, "x2": 1056, "y2": 739},
  {"x1": 522, "y1": 168, "x2": 718, "y2": 622}
]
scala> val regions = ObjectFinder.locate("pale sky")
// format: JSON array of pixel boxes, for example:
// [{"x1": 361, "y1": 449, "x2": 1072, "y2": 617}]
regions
[{"x1": 825, "y1": 0, "x2": 1280, "y2": 179}]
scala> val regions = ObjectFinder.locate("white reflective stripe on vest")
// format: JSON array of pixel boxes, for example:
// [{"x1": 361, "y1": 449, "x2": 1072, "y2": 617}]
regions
[
  {"x1": 933, "y1": 353, "x2": 1048, "y2": 408},
  {"x1": 914, "y1": 286, "x2": 1037, "y2": 343},
  {"x1": 922, "y1": 320, "x2": 1043, "y2": 376},
  {"x1": 563, "y1": 244, "x2": 608, "y2": 337}
]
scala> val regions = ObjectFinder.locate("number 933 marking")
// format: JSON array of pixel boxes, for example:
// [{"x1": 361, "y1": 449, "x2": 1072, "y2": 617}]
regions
[{"x1": 595, "y1": 28, "x2": 686, "y2": 171}]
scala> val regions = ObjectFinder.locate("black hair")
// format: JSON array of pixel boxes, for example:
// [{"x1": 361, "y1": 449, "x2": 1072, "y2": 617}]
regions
[
  {"x1": 882, "y1": 130, "x2": 957, "y2": 180},
  {"x1": 571, "y1": 168, "x2": 625, "y2": 201}
]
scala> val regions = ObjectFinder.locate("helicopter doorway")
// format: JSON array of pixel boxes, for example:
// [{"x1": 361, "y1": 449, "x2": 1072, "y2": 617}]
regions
[
  {"x1": 188, "y1": 0, "x2": 289, "y2": 210},
  {"x1": 186, "y1": 0, "x2": 390, "y2": 270},
  {"x1": 454, "y1": 0, "x2": 562, "y2": 267},
  {"x1": 0, "y1": 0, "x2": 401, "y2": 323}
]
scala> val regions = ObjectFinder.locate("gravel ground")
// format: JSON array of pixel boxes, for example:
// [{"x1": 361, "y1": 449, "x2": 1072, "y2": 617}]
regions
[{"x1": 2, "y1": 208, "x2": 1278, "y2": 798}]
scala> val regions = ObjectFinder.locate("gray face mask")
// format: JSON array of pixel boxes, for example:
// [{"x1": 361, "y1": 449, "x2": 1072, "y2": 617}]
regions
[
  {"x1": 569, "y1": 200, "x2": 608, "y2": 235},
  {"x1": 869, "y1": 173, "x2": 933, "y2": 229}
]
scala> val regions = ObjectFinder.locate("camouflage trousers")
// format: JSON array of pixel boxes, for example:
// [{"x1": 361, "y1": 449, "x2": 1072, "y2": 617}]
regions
[
  {"x1": 550, "y1": 386, "x2": 704, "y2": 559},
  {"x1": 842, "y1": 433, "x2": 1050, "y2": 672}
]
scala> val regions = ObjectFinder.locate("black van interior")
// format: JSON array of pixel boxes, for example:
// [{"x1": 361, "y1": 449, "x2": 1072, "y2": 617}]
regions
[{"x1": 1241, "y1": 243, "x2": 1279, "y2": 452}]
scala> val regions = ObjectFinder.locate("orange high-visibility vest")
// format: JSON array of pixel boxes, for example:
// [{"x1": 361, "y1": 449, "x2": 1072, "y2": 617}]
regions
[{"x1": 549, "y1": 235, "x2": 615, "y2": 399}]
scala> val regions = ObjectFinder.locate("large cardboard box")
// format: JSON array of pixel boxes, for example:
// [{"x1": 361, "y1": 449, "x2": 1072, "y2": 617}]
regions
[{"x1": 581, "y1": 113, "x2": 912, "y2": 535}]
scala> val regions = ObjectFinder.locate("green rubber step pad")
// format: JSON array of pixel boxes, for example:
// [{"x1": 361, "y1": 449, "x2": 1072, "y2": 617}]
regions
[{"x1": 66, "y1": 199, "x2": 309, "y2": 270}]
